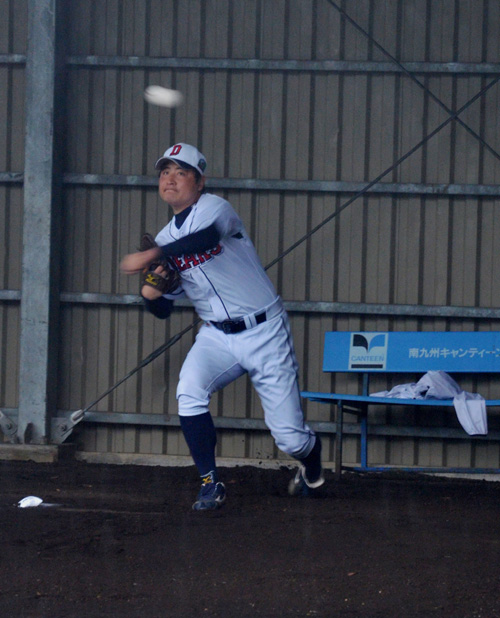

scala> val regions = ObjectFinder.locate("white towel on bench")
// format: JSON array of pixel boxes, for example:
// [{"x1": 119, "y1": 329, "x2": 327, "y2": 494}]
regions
[
  {"x1": 371, "y1": 370, "x2": 488, "y2": 436},
  {"x1": 452, "y1": 391, "x2": 488, "y2": 435}
]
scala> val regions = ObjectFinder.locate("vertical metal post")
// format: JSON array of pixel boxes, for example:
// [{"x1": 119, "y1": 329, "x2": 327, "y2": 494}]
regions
[
  {"x1": 360, "y1": 409, "x2": 368, "y2": 469},
  {"x1": 334, "y1": 402, "x2": 343, "y2": 480},
  {"x1": 360, "y1": 373, "x2": 370, "y2": 469},
  {"x1": 17, "y1": 0, "x2": 61, "y2": 443}
]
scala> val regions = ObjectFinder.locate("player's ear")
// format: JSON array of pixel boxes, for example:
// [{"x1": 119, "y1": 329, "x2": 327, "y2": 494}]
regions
[{"x1": 197, "y1": 175, "x2": 206, "y2": 193}]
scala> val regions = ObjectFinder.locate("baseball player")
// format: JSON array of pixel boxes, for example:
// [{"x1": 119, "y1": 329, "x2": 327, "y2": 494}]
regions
[{"x1": 120, "y1": 142, "x2": 324, "y2": 510}]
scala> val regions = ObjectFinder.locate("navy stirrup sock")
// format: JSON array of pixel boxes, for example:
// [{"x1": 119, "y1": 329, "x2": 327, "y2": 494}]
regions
[
  {"x1": 179, "y1": 412, "x2": 218, "y2": 480},
  {"x1": 299, "y1": 436, "x2": 322, "y2": 483}
]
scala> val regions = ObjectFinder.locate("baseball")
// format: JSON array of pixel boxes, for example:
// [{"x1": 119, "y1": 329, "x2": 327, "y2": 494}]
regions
[{"x1": 144, "y1": 85, "x2": 183, "y2": 108}]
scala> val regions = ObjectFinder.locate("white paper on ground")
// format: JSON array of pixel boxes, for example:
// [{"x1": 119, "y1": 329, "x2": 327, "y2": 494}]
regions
[{"x1": 18, "y1": 496, "x2": 43, "y2": 508}]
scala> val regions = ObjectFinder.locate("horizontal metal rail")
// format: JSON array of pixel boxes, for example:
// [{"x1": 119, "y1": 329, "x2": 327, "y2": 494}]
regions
[
  {"x1": 343, "y1": 465, "x2": 500, "y2": 474},
  {"x1": 0, "y1": 54, "x2": 26, "y2": 64},
  {"x1": 4, "y1": 171, "x2": 500, "y2": 198},
  {"x1": 0, "y1": 291, "x2": 21, "y2": 301},
  {"x1": 0, "y1": 172, "x2": 23, "y2": 183},
  {"x1": 63, "y1": 175, "x2": 500, "y2": 197},
  {"x1": 5, "y1": 53, "x2": 500, "y2": 75},
  {"x1": 74, "y1": 414, "x2": 500, "y2": 442},
  {"x1": 2, "y1": 407, "x2": 499, "y2": 441},
  {"x1": 2, "y1": 290, "x2": 500, "y2": 319},
  {"x1": 66, "y1": 56, "x2": 500, "y2": 75}
]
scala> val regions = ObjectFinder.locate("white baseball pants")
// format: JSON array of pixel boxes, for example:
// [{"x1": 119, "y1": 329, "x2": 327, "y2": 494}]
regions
[{"x1": 176, "y1": 307, "x2": 316, "y2": 459}]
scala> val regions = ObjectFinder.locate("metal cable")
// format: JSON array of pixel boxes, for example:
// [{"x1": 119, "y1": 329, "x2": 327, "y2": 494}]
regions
[
  {"x1": 81, "y1": 319, "x2": 202, "y2": 413},
  {"x1": 80, "y1": 9, "x2": 500, "y2": 414},
  {"x1": 326, "y1": 0, "x2": 500, "y2": 163},
  {"x1": 82, "y1": 75, "x2": 500, "y2": 414},
  {"x1": 266, "y1": 75, "x2": 500, "y2": 270}
]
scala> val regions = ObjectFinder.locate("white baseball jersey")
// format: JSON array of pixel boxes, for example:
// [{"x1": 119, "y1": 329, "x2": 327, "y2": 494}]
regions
[
  {"x1": 155, "y1": 192, "x2": 277, "y2": 321},
  {"x1": 154, "y1": 192, "x2": 316, "y2": 460}
]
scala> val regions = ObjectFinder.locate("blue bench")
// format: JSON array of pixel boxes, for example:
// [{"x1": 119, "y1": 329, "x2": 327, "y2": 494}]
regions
[{"x1": 301, "y1": 331, "x2": 500, "y2": 478}]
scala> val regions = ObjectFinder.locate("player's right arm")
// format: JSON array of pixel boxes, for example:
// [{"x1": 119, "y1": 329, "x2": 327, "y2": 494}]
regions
[
  {"x1": 159, "y1": 223, "x2": 221, "y2": 258},
  {"x1": 155, "y1": 197, "x2": 241, "y2": 259},
  {"x1": 120, "y1": 225, "x2": 221, "y2": 273}
]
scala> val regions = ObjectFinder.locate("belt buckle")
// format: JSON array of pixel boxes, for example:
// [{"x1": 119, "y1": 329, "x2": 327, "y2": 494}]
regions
[{"x1": 221, "y1": 321, "x2": 234, "y2": 334}]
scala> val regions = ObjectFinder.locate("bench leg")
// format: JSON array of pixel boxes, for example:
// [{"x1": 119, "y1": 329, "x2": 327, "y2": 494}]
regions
[
  {"x1": 360, "y1": 408, "x2": 368, "y2": 470},
  {"x1": 335, "y1": 401, "x2": 343, "y2": 480}
]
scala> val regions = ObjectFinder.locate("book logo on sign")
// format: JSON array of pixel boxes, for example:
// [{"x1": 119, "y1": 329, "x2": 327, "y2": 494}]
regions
[{"x1": 349, "y1": 333, "x2": 388, "y2": 369}]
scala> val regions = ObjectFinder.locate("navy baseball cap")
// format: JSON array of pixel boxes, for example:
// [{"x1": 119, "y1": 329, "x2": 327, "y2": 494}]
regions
[{"x1": 155, "y1": 143, "x2": 207, "y2": 175}]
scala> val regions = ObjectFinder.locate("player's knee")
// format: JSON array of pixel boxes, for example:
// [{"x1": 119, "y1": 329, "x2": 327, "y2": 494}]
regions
[
  {"x1": 273, "y1": 430, "x2": 314, "y2": 459},
  {"x1": 177, "y1": 389, "x2": 211, "y2": 417}
]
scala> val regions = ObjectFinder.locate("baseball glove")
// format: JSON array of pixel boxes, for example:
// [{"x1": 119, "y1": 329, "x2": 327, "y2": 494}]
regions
[{"x1": 139, "y1": 233, "x2": 180, "y2": 294}]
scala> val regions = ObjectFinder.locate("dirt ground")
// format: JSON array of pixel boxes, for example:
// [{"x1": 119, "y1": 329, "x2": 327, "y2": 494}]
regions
[{"x1": 0, "y1": 460, "x2": 499, "y2": 618}]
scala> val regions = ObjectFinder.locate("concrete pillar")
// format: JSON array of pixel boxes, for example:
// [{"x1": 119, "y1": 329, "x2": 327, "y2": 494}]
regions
[{"x1": 18, "y1": 0, "x2": 62, "y2": 443}]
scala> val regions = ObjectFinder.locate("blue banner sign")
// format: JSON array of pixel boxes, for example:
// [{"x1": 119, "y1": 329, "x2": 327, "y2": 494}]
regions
[{"x1": 323, "y1": 331, "x2": 500, "y2": 373}]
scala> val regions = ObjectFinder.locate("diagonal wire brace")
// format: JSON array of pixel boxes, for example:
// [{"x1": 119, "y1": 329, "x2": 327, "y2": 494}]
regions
[
  {"x1": 52, "y1": 319, "x2": 201, "y2": 443},
  {"x1": 325, "y1": 0, "x2": 500, "y2": 164}
]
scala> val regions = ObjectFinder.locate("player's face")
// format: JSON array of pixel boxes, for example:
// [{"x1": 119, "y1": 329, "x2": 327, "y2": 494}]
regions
[{"x1": 158, "y1": 162, "x2": 205, "y2": 213}]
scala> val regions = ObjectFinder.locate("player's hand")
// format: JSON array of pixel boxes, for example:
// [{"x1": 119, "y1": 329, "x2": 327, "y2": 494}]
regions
[
  {"x1": 141, "y1": 265, "x2": 169, "y2": 300},
  {"x1": 120, "y1": 248, "x2": 162, "y2": 274}
]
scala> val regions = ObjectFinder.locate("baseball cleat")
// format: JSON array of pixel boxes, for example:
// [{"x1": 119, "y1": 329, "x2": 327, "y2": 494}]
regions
[
  {"x1": 288, "y1": 465, "x2": 325, "y2": 497},
  {"x1": 192, "y1": 478, "x2": 226, "y2": 511}
]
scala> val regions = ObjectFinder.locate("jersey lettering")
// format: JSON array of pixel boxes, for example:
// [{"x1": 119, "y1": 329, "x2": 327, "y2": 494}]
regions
[
  {"x1": 184, "y1": 254, "x2": 201, "y2": 268},
  {"x1": 173, "y1": 244, "x2": 224, "y2": 272}
]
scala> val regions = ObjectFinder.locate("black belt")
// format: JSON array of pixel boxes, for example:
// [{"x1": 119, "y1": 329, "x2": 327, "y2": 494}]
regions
[{"x1": 210, "y1": 311, "x2": 267, "y2": 334}]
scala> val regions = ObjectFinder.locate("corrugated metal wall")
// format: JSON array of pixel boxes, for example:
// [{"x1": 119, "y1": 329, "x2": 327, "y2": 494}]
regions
[
  {"x1": 2, "y1": 0, "x2": 500, "y2": 468},
  {"x1": 0, "y1": 0, "x2": 26, "y2": 415}
]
